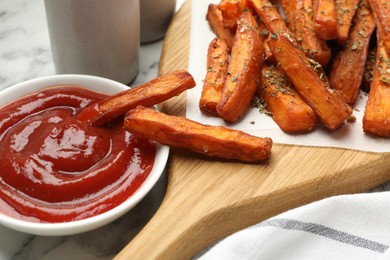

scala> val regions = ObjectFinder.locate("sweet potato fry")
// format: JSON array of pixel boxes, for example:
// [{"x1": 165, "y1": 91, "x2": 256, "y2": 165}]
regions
[
  {"x1": 280, "y1": 0, "x2": 296, "y2": 30},
  {"x1": 206, "y1": 4, "x2": 235, "y2": 49},
  {"x1": 267, "y1": 34, "x2": 352, "y2": 130},
  {"x1": 216, "y1": 11, "x2": 264, "y2": 122},
  {"x1": 367, "y1": 0, "x2": 390, "y2": 55},
  {"x1": 255, "y1": 0, "x2": 330, "y2": 66},
  {"x1": 329, "y1": 0, "x2": 376, "y2": 105},
  {"x1": 258, "y1": 22, "x2": 275, "y2": 62},
  {"x1": 313, "y1": 0, "x2": 338, "y2": 40},
  {"x1": 334, "y1": 0, "x2": 359, "y2": 44},
  {"x1": 199, "y1": 38, "x2": 229, "y2": 115},
  {"x1": 259, "y1": 63, "x2": 317, "y2": 132},
  {"x1": 76, "y1": 70, "x2": 196, "y2": 126},
  {"x1": 217, "y1": 0, "x2": 251, "y2": 30},
  {"x1": 124, "y1": 106, "x2": 272, "y2": 162},
  {"x1": 250, "y1": 0, "x2": 292, "y2": 35},
  {"x1": 218, "y1": 0, "x2": 241, "y2": 29},
  {"x1": 362, "y1": 40, "x2": 390, "y2": 137},
  {"x1": 263, "y1": 34, "x2": 275, "y2": 62},
  {"x1": 362, "y1": 47, "x2": 377, "y2": 92},
  {"x1": 282, "y1": 0, "x2": 331, "y2": 66}
]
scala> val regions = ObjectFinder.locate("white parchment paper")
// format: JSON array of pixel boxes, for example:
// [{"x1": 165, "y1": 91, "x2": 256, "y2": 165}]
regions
[{"x1": 187, "y1": 0, "x2": 389, "y2": 153}]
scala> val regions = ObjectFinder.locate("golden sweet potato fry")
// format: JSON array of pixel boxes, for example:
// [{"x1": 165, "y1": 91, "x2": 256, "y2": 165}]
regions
[
  {"x1": 76, "y1": 70, "x2": 196, "y2": 126},
  {"x1": 258, "y1": 21, "x2": 275, "y2": 62},
  {"x1": 335, "y1": 0, "x2": 359, "y2": 44},
  {"x1": 313, "y1": 0, "x2": 338, "y2": 40},
  {"x1": 124, "y1": 106, "x2": 272, "y2": 162},
  {"x1": 282, "y1": 0, "x2": 331, "y2": 67},
  {"x1": 250, "y1": 0, "x2": 292, "y2": 35},
  {"x1": 259, "y1": 63, "x2": 317, "y2": 133},
  {"x1": 368, "y1": 0, "x2": 390, "y2": 55},
  {"x1": 255, "y1": 0, "x2": 330, "y2": 66},
  {"x1": 258, "y1": 23, "x2": 275, "y2": 62},
  {"x1": 280, "y1": 0, "x2": 296, "y2": 30},
  {"x1": 216, "y1": 11, "x2": 264, "y2": 123},
  {"x1": 263, "y1": 35, "x2": 275, "y2": 62},
  {"x1": 217, "y1": 0, "x2": 244, "y2": 30},
  {"x1": 329, "y1": 0, "x2": 376, "y2": 105},
  {"x1": 206, "y1": 4, "x2": 235, "y2": 49},
  {"x1": 267, "y1": 34, "x2": 352, "y2": 130},
  {"x1": 199, "y1": 38, "x2": 229, "y2": 115},
  {"x1": 363, "y1": 40, "x2": 390, "y2": 137}
]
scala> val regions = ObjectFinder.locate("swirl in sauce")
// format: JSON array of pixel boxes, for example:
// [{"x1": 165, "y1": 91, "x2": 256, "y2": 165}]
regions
[{"x1": 0, "y1": 85, "x2": 155, "y2": 223}]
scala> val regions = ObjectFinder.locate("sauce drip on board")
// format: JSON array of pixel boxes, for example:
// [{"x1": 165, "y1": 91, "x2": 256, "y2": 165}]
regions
[{"x1": 0, "y1": 85, "x2": 156, "y2": 223}]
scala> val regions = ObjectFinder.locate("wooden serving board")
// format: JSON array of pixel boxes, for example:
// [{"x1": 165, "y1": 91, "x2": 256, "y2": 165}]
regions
[{"x1": 116, "y1": 1, "x2": 390, "y2": 259}]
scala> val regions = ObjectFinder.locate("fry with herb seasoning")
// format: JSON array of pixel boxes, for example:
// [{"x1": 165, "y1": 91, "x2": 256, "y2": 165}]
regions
[
  {"x1": 263, "y1": 36, "x2": 275, "y2": 62},
  {"x1": 362, "y1": 39, "x2": 390, "y2": 137},
  {"x1": 250, "y1": 0, "x2": 293, "y2": 36},
  {"x1": 249, "y1": 0, "x2": 302, "y2": 64},
  {"x1": 258, "y1": 23, "x2": 275, "y2": 62},
  {"x1": 329, "y1": 0, "x2": 376, "y2": 105},
  {"x1": 367, "y1": 0, "x2": 390, "y2": 55},
  {"x1": 281, "y1": 0, "x2": 331, "y2": 67},
  {"x1": 218, "y1": 0, "x2": 241, "y2": 30},
  {"x1": 253, "y1": 0, "x2": 330, "y2": 66},
  {"x1": 217, "y1": 0, "x2": 251, "y2": 30},
  {"x1": 280, "y1": 0, "x2": 296, "y2": 30},
  {"x1": 77, "y1": 70, "x2": 196, "y2": 126},
  {"x1": 206, "y1": 4, "x2": 235, "y2": 49},
  {"x1": 259, "y1": 63, "x2": 317, "y2": 132},
  {"x1": 124, "y1": 106, "x2": 273, "y2": 162},
  {"x1": 216, "y1": 11, "x2": 263, "y2": 123},
  {"x1": 313, "y1": 0, "x2": 338, "y2": 40},
  {"x1": 334, "y1": 0, "x2": 359, "y2": 44},
  {"x1": 200, "y1": 38, "x2": 229, "y2": 115},
  {"x1": 267, "y1": 34, "x2": 352, "y2": 130}
]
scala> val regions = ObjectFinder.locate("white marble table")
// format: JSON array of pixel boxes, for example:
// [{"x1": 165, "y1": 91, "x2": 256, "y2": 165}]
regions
[{"x1": 0, "y1": 0, "x2": 182, "y2": 259}]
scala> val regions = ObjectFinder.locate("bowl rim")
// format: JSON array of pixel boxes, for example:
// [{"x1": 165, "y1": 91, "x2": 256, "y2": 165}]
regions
[{"x1": 0, "y1": 74, "x2": 169, "y2": 236}]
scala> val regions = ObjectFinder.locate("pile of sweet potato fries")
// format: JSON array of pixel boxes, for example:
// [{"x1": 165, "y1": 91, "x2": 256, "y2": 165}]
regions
[{"x1": 201, "y1": 0, "x2": 390, "y2": 137}]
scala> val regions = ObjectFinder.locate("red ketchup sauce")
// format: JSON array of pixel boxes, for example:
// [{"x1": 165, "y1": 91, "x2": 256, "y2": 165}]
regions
[{"x1": 0, "y1": 85, "x2": 156, "y2": 223}]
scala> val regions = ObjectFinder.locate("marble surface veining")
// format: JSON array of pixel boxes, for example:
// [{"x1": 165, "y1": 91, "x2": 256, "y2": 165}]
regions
[
  {"x1": 0, "y1": 0, "x2": 166, "y2": 91},
  {"x1": 0, "y1": 0, "x2": 389, "y2": 259}
]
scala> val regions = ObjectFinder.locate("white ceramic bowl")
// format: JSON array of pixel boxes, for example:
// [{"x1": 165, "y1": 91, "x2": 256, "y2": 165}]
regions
[{"x1": 0, "y1": 74, "x2": 169, "y2": 236}]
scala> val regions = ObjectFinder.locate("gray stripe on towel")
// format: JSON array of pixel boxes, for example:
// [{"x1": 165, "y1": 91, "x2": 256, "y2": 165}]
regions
[{"x1": 257, "y1": 218, "x2": 389, "y2": 253}]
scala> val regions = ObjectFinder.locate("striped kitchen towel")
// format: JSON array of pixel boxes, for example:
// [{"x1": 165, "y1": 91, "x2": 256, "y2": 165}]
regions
[{"x1": 197, "y1": 191, "x2": 390, "y2": 260}]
